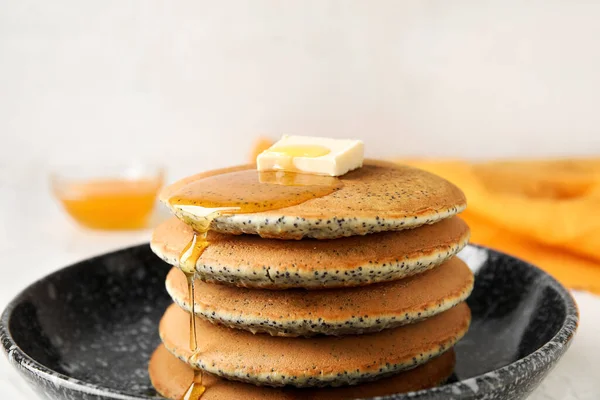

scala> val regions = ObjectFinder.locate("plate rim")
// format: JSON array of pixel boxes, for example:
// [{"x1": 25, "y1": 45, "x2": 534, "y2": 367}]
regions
[{"x1": 0, "y1": 243, "x2": 579, "y2": 399}]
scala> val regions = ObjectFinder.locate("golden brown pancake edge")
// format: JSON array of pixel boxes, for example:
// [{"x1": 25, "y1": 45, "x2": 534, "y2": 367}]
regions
[
  {"x1": 151, "y1": 216, "x2": 470, "y2": 289},
  {"x1": 165, "y1": 257, "x2": 474, "y2": 337},
  {"x1": 149, "y1": 344, "x2": 456, "y2": 400},
  {"x1": 159, "y1": 303, "x2": 470, "y2": 387}
]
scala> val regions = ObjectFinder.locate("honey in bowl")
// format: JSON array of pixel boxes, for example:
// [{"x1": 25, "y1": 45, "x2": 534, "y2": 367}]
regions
[{"x1": 52, "y1": 165, "x2": 164, "y2": 230}]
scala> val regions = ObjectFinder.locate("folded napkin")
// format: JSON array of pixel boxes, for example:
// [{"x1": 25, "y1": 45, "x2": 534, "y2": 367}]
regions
[
  {"x1": 401, "y1": 159, "x2": 600, "y2": 294},
  {"x1": 250, "y1": 139, "x2": 600, "y2": 293}
]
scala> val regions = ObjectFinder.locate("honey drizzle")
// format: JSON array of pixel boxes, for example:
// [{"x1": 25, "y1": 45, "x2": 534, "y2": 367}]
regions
[
  {"x1": 181, "y1": 370, "x2": 205, "y2": 400},
  {"x1": 185, "y1": 273, "x2": 197, "y2": 351},
  {"x1": 180, "y1": 229, "x2": 211, "y2": 352},
  {"x1": 172, "y1": 169, "x2": 342, "y2": 400},
  {"x1": 178, "y1": 219, "x2": 215, "y2": 400}
]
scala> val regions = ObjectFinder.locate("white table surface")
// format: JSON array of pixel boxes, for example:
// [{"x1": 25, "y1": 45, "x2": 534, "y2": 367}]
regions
[{"x1": 0, "y1": 174, "x2": 599, "y2": 399}]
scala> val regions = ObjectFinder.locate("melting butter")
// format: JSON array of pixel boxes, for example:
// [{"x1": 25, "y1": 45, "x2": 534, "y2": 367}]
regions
[
  {"x1": 257, "y1": 135, "x2": 364, "y2": 176},
  {"x1": 268, "y1": 144, "x2": 330, "y2": 158}
]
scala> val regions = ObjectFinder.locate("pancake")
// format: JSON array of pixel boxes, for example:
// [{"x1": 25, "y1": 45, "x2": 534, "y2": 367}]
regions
[
  {"x1": 149, "y1": 344, "x2": 456, "y2": 400},
  {"x1": 160, "y1": 161, "x2": 466, "y2": 240},
  {"x1": 159, "y1": 303, "x2": 470, "y2": 387},
  {"x1": 151, "y1": 216, "x2": 470, "y2": 289},
  {"x1": 165, "y1": 257, "x2": 474, "y2": 337}
]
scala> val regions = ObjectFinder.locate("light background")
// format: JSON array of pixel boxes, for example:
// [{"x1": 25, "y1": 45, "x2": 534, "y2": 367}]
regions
[
  {"x1": 2, "y1": 0, "x2": 600, "y2": 181},
  {"x1": 1, "y1": 1, "x2": 599, "y2": 399}
]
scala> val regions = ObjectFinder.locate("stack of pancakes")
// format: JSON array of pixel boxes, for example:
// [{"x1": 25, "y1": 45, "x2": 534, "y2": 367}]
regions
[{"x1": 149, "y1": 161, "x2": 472, "y2": 399}]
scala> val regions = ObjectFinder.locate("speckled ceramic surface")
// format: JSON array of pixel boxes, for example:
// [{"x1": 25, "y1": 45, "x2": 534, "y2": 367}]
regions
[{"x1": 1, "y1": 244, "x2": 578, "y2": 400}]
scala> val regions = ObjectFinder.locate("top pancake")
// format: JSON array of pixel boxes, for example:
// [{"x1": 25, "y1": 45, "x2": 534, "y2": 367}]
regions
[{"x1": 160, "y1": 161, "x2": 466, "y2": 239}]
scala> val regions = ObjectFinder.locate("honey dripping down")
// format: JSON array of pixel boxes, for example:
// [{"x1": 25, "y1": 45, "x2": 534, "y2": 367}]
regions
[
  {"x1": 181, "y1": 370, "x2": 205, "y2": 400},
  {"x1": 171, "y1": 168, "x2": 342, "y2": 400}
]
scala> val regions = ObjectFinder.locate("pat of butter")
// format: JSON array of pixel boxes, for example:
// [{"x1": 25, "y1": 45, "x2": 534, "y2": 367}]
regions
[{"x1": 257, "y1": 135, "x2": 364, "y2": 176}]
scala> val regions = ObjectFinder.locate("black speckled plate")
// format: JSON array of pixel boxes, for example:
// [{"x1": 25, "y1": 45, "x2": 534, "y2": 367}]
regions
[{"x1": 1, "y1": 244, "x2": 578, "y2": 400}]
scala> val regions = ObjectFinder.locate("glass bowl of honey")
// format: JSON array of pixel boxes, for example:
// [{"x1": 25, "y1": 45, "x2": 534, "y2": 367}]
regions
[{"x1": 51, "y1": 163, "x2": 165, "y2": 230}]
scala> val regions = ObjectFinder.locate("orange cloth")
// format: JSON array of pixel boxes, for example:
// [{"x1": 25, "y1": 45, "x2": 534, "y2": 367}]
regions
[
  {"x1": 400, "y1": 159, "x2": 600, "y2": 293},
  {"x1": 250, "y1": 140, "x2": 600, "y2": 293},
  {"x1": 250, "y1": 137, "x2": 274, "y2": 163}
]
